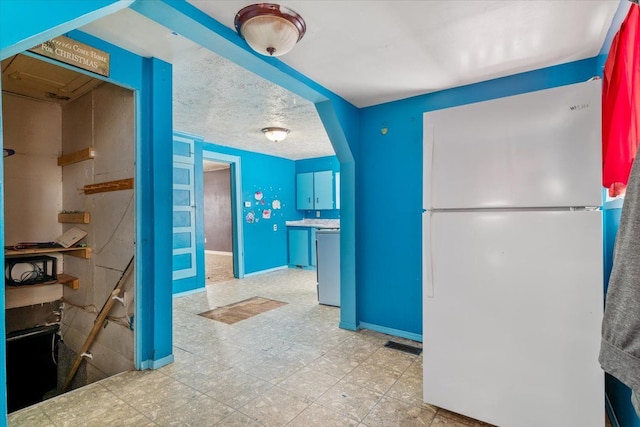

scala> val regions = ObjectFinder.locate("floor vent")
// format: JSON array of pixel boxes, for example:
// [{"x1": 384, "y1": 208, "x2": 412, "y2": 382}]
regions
[{"x1": 384, "y1": 340, "x2": 422, "y2": 355}]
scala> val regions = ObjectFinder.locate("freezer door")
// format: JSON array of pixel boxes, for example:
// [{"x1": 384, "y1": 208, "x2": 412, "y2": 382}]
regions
[
  {"x1": 423, "y1": 210, "x2": 604, "y2": 427},
  {"x1": 423, "y1": 80, "x2": 602, "y2": 210}
]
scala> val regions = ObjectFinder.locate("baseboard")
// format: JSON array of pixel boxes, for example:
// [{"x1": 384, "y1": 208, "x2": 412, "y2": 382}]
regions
[
  {"x1": 357, "y1": 321, "x2": 423, "y2": 343},
  {"x1": 140, "y1": 353, "x2": 174, "y2": 370},
  {"x1": 287, "y1": 264, "x2": 316, "y2": 271},
  {"x1": 172, "y1": 287, "x2": 206, "y2": 298},
  {"x1": 243, "y1": 265, "x2": 289, "y2": 277},
  {"x1": 339, "y1": 321, "x2": 358, "y2": 331}
]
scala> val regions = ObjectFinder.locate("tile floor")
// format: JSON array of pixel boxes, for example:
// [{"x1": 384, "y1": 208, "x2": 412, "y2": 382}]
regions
[
  {"x1": 205, "y1": 252, "x2": 235, "y2": 284},
  {"x1": 8, "y1": 268, "x2": 490, "y2": 427}
]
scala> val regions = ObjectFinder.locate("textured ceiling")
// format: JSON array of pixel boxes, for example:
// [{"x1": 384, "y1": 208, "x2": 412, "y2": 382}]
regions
[
  {"x1": 173, "y1": 42, "x2": 333, "y2": 160},
  {"x1": 80, "y1": 1, "x2": 622, "y2": 159},
  {"x1": 81, "y1": 9, "x2": 334, "y2": 161}
]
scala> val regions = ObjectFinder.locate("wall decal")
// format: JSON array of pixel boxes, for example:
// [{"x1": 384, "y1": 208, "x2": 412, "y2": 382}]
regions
[
  {"x1": 245, "y1": 211, "x2": 255, "y2": 224},
  {"x1": 272, "y1": 200, "x2": 281, "y2": 209},
  {"x1": 254, "y1": 191, "x2": 263, "y2": 201},
  {"x1": 262, "y1": 209, "x2": 271, "y2": 219}
]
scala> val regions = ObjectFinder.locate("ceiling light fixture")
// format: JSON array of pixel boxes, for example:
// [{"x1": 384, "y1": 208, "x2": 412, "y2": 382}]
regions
[
  {"x1": 234, "y1": 3, "x2": 306, "y2": 57},
  {"x1": 262, "y1": 127, "x2": 290, "y2": 142}
]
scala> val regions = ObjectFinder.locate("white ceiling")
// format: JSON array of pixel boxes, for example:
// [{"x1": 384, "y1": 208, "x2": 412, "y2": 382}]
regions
[{"x1": 80, "y1": 1, "x2": 621, "y2": 160}]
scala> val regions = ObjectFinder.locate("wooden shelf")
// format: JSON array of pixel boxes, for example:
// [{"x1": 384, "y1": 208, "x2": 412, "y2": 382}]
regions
[
  {"x1": 57, "y1": 273, "x2": 79, "y2": 290},
  {"x1": 57, "y1": 147, "x2": 95, "y2": 166},
  {"x1": 82, "y1": 178, "x2": 133, "y2": 194},
  {"x1": 58, "y1": 212, "x2": 91, "y2": 224},
  {"x1": 5, "y1": 246, "x2": 92, "y2": 259},
  {"x1": 5, "y1": 273, "x2": 78, "y2": 309}
]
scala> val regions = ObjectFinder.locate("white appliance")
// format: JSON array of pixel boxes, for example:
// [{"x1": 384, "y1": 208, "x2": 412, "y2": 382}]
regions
[
  {"x1": 316, "y1": 229, "x2": 340, "y2": 306},
  {"x1": 422, "y1": 80, "x2": 604, "y2": 427}
]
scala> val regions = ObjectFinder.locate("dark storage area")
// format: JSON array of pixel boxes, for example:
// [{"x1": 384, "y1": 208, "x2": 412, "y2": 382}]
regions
[{"x1": 6, "y1": 325, "x2": 60, "y2": 413}]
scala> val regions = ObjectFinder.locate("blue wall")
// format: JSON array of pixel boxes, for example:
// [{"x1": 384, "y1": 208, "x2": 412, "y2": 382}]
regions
[
  {"x1": 130, "y1": 0, "x2": 359, "y2": 331},
  {"x1": 295, "y1": 156, "x2": 341, "y2": 219},
  {"x1": 201, "y1": 142, "x2": 299, "y2": 275},
  {"x1": 356, "y1": 58, "x2": 603, "y2": 338}
]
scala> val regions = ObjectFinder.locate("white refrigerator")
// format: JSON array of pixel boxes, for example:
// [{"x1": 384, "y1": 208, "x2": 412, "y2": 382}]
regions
[{"x1": 422, "y1": 80, "x2": 604, "y2": 427}]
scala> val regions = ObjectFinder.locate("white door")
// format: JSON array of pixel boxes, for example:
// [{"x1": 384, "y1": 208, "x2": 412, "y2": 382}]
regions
[
  {"x1": 172, "y1": 136, "x2": 196, "y2": 281},
  {"x1": 423, "y1": 209, "x2": 604, "y2": 427}
]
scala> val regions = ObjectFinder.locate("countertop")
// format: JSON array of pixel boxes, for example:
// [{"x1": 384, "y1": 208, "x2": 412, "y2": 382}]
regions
[{"x1": 285, "y1": 219, "x2": 340, "y2": 229}]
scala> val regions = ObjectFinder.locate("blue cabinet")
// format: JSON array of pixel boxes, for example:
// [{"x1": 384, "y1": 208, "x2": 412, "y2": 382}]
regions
[
  {"x1": 296, "y1": 170, "x2": 335, "y2": 210},
  {"x1": 313, "y1": 171, "x2": 333, "y2": 210},
  {"x1": 296, "y1": 172, "x2": 314, "y2": 210},
  {"x1": 288, "y1": 227, "x2": 317, "y2": 268}
]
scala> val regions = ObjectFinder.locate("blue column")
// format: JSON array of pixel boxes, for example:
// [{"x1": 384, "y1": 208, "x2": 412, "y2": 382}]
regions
[{"x1": 137, "y1": 57, "x2": 174, "y2": 369}]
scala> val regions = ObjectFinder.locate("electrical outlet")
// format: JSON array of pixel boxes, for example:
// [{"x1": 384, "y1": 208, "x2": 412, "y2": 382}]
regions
[
  {"x1": 316, "y1": 211, "x2": 321, "y2": 218},
  {"x1": 273, "y1": 224, "x2": 278, "y2": 231}
]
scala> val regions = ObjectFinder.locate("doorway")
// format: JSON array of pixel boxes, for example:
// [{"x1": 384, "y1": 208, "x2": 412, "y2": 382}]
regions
[
  {"x1": 2, "y1": 53, "x2": 136, "y2": 410},
  {"x1": 202, "y1": 150, "x2": 244, "y2": 281},
  {"x1": 203, "y1": 161, "x2": 234, "y2": 283}
]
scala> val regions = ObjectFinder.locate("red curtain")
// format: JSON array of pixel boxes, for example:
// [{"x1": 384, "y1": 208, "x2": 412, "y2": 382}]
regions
[{"x1": 602, "y1": 4, "x2": 640, "y2": 197}]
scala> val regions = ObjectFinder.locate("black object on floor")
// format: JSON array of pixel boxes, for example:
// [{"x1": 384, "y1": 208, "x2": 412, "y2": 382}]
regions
[
  {"x1": 6, "y1": 324, "x2": 60, "y2": 413},
  {"x1": 384, "y1": 340, "x2": 423, "y2": 355}
]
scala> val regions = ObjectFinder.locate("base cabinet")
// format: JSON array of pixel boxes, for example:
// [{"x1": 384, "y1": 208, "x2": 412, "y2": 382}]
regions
[{"x1": 288, "y1": 227, "x2": 316, "y2": 268}]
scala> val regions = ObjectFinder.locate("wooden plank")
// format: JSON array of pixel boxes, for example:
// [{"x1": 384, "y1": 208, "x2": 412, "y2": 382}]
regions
[
  {"x1": 58, "y1": 212, "x2": 91, "y2": 224},
  {"x1": 5, "y1": 246, "x2": 91, "y2": 259},
  {"x1": 61, "y1": 256, "x2": 135, "y2": 393},
  {"x1": 66, "y1": 247, "x2": 92, "y2": 259},
  {"x1": 57, "y1": 273, "x2": 79, "y2": 290},
  {"x1": 82, "y1": 178, "x2": 133, "y2": 194},
  {"x1": 57, "y1": 147, "x2": 95, "y2": 166}
]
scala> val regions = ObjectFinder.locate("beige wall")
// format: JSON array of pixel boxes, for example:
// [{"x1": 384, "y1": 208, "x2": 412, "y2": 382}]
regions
[
  {"x1": 2, "y1": 94, "x2": 63, "y2": 244},
  {"x1": 61, "y1": 83, "x2": 135, "y2": 384}
]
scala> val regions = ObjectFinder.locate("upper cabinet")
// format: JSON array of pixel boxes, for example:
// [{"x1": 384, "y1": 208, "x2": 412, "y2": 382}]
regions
[
  {"x1": 296, "y1": 170, "x2": 335, "y2": 210},
  {"x1": 313, "y1": 171, "x2": 333, "y2": 210},
  {"x1": 296, "y1": 172, "x2": 314, "y2": 210}
]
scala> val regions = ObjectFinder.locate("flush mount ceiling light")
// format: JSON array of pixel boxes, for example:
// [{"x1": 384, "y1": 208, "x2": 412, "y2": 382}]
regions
[
  {"x1": 234, "y1": 3, "x2": 306, "y2": 57},
  {"x1": 262, "y1": 127, "x2": 290, "y2": 142}
]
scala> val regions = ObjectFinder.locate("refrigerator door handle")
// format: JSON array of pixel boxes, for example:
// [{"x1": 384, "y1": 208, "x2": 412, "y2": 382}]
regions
[
  {"x1": 423, "y1": 211, "x2": 435, "y2": 298},
  {"x1": 423, "y1": 123, "x2": 434, "y2": 209},
  {"x1": 423, "y1": 122, "x2": 435, "y2": 298}
]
